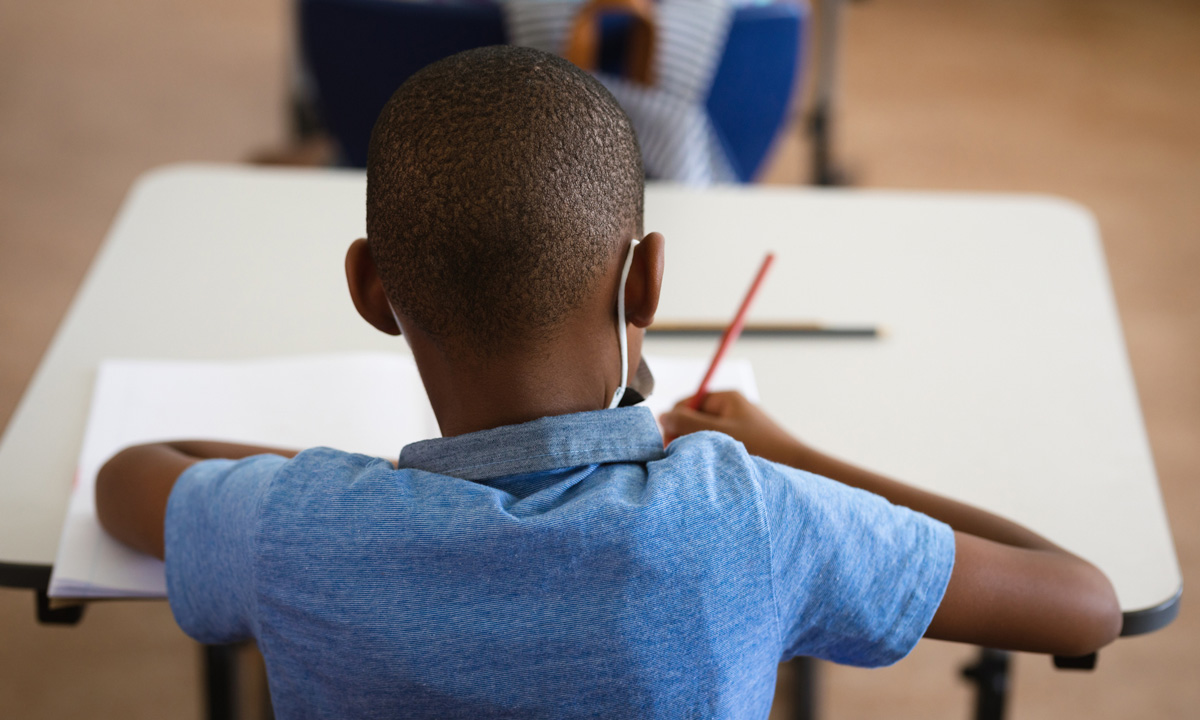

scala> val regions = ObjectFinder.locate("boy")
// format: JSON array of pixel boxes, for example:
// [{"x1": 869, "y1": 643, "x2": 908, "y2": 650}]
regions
[{"x1": 96, "y1": 46, "x2": 1120, "y2": 719}]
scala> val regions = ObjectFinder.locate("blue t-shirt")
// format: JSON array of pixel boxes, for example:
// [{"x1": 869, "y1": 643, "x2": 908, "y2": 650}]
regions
[{"x1": 165, "y1": 406, "x2": 953, "y2": 720}]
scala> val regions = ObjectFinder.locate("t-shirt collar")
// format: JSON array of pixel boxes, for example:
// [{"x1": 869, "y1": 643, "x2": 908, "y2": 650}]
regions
[{"x1": 397, "y1": 406, "x2": 666, "y2": 480}]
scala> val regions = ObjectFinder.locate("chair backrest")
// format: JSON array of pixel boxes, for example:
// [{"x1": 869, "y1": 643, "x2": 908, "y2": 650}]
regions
[{"x1": 299, "y1": 0, "x2": 806, "y2": 181}]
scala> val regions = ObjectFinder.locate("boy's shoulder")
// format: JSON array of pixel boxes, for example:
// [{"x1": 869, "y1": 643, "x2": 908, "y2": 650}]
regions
[
  {"x1": 282, "y1": 446, "x2": 389, "y2": 479},
  {"x1": 265, "y1": 446, "x2": 402, "y2": 507},
  {"x1": 663, "y1": 429, "x2": 826, "y2": 500}
]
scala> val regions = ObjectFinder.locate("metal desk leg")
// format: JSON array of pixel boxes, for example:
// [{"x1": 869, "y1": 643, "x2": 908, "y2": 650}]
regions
[
  {"x1": 205, "y1": 644, "x2": 241, "y2": 720},
  {"x1": 809, "y1": 0, "x2": 849, "y2": 186},
  {"x1": 35, "y1": 589, "x2": 84, "y2": 625},
  {"x1": 961, "y1": 648, "x2": 1009, "y2": 720},
  {"x1": 790, "y1": 655, "x2": 819, "y2": 720}
]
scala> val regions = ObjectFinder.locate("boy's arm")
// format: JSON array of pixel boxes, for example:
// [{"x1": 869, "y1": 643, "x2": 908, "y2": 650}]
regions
[
  {"x1": 95, "y1": 441, "x2": 299, "y2": 560},
  {"x1": 659, "y1": 391, "x2": 1123, "y2": 656}
]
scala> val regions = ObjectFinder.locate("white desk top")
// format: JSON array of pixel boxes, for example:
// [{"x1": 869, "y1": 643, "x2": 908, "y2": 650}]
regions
[{"x1": 0, "y1": 164, "x2": 1180, "y2": 628}]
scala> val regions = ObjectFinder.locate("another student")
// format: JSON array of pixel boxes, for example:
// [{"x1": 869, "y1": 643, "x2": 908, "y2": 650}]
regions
[{"x1": 96, "y1": 46, "x2": 1120, "y2": 720}]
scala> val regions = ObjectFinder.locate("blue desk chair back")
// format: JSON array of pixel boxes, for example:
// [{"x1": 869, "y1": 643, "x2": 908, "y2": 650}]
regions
[{"x1": 298, "y1": 0, "x2": 807, "y2": 182}]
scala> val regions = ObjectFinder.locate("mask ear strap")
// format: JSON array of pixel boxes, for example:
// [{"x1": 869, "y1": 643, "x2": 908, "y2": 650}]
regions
[
  {"x1": 388, "y1": 302, "x2": 404, "y2": 335},
  {"x1": 609, "y1": 238, "x2": 640, "y2": 409}
]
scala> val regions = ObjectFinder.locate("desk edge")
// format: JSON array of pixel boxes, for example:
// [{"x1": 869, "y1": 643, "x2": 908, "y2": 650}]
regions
[
  {"x1": 1120, "y1": 587, "x2": 1182, "y2": 636},
  {"x1": 0, "y1": 561, "x2": 51, "y2": 590},
  {"x1": 1, "y1": 561, "x2": 1182, "y2": 637}
]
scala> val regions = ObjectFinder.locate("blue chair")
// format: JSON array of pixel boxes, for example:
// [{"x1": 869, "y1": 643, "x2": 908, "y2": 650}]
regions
[{"x1": 298, "y1": 0, "x2": 807, "y2": 182}]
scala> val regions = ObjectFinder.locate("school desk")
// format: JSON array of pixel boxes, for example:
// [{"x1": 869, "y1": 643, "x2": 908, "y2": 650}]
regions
[{"x1": 0, "y1": 164, "x2": 1181, "y2": 720}]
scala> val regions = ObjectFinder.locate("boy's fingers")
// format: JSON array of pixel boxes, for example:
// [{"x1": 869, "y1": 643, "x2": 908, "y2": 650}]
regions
[
  {"x1": 660, "y1": 406, "x2": 727, "y2": 438},
  {"x1": 697, "y1": 390, "x2": 742, "y2": 416},
  {"x1": 672, "y1": 393, "x2": 729, "y2": 414},
  {"x1": 668, "y1": 390, "x2": 746, "y2": 418}
]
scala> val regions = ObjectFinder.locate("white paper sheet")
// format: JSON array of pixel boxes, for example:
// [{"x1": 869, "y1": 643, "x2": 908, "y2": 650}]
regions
[{"x1": 49, "y1": 352, "x2": 756, "y2": 599}]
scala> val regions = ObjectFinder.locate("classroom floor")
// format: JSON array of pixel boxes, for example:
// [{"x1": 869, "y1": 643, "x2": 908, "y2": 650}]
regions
[{"x1": 1, "y1": 0, "x2": 1196, "y2": 717}]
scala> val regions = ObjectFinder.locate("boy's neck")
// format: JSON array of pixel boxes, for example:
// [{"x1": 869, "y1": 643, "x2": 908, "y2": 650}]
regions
[{"x1": 408, "y1": 321, "x2": 627, "y2": 438}]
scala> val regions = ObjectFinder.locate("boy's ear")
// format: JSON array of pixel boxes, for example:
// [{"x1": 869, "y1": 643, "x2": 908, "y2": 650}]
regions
[
  {"x1": 345, "y1": 238, "x2": 401, "y2": 336},
  {"x1": 625, "y1": 232, "x2": 664, "y2": 328}
]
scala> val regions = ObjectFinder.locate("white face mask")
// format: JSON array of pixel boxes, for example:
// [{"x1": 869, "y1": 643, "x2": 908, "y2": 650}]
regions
[{"x1": 608, "y1": 238, "x2": 640, "y2": 409}]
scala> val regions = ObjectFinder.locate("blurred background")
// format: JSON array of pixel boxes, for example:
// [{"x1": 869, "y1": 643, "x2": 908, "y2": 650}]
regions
[{"x1": 1, "y1": 0, "x2": 1196, "y2": 717}]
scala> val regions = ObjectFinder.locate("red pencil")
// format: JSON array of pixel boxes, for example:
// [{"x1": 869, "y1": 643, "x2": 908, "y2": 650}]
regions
[{"x1": 687, "y1": 252, "x2": 776, "y2": 411}]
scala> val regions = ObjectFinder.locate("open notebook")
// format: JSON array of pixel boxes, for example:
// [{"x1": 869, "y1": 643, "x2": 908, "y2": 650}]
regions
[{"x1": 49, "y1": 352, "x2": 758, "y2": 600}]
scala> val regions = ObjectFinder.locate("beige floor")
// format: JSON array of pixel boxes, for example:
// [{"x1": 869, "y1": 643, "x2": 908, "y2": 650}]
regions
[{"x1": 1, "y1": 0, "x2": 1196, "y2": 717}]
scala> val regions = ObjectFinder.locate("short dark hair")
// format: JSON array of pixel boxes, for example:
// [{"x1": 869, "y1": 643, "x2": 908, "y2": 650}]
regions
[{"x1": 367, "y1": 46, "x2": 644, "y2": 357}]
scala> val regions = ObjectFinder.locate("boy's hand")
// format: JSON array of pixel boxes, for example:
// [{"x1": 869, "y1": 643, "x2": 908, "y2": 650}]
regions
[{"x1": 660, "y1": 391, "x2": 804, "y2": 465}]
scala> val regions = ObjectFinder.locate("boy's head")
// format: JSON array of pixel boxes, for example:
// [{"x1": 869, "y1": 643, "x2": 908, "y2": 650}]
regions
[{"x1": 363, "y1": 45, "x2": 645, "y2": 358}]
